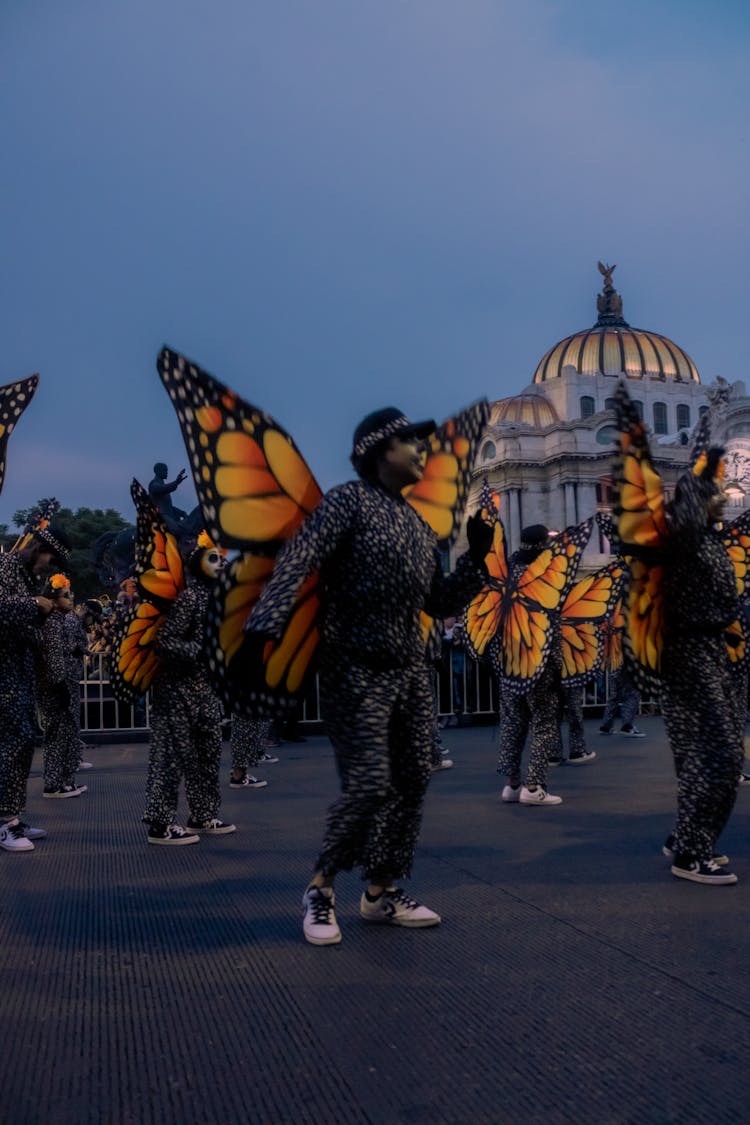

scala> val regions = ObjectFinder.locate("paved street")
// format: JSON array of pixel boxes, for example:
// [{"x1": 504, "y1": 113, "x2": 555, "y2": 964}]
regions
[{"x1": 1, "y1": 718, "x2": 749, "y2": 1124}]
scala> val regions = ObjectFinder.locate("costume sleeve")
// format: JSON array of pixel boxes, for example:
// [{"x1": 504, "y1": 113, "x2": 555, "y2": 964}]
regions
[
  {"x1": 41, "y1": 614, "x2": 67, "y2": 686},
  {"x1": 247, "y1": 486, "x2": 356, "y2": 638},
  {"x1": 0, "y1": 565, "x2": 39, "y2": 632},
  {"x1": 156, "y1": 588, "x2": 202, "y2": 663},
  {"x1": 424, "y1": 549, "x2": 488, "y2": 620}
]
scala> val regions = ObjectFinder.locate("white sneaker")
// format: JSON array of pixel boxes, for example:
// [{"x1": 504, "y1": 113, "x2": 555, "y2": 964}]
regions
[
  {"x1": 519, "y1": 786, "x2": 563, "y2": 806},
  {"x1": 360, "y1": 887, "x2": 441, "y2": 927},
  {"x1": 501, "y1": 784, "x2": 521, "y2": 802},
  {"x1": 78, "y1": 761, "x2": 93, "y2": 770},
  {"x1": 620, "y1": 726, "x2": 645, "y2": 738},
  {"x1": 431, "y1": 759, "x2": 453, "y2": 772},
  {"x1": 0, "y1": 818, "x2": 35, "y2": 851},
  {"x1": 43, "y1": 784, "x2": 87, "y2": 798},
  {"x1": 302, "y1": 885, "x2": 341, "y2": 945},
  {"x1": 186, "y1": 817, "x2": 236, "y2": 835}
]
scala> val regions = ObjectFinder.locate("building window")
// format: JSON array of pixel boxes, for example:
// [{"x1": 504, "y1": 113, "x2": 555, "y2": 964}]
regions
[
  {"x1": 481, "y1": 441, "x2": 496, "y2": 462},
  {"x1": 676, "y1": 404, "x2": 691, "y2": 429},
  {"x1": 653, "y1": 402, "x2": 668, "y2": 434},
  {"x1": 596, "y1": 479, "x2": 614, "y2": 505},
  {"x1": 580, "y1": 396, "x2": 595, "y2": 418},
  {"x1": 698, "y1": 405, "x2": 709, "y2": 419},
  {"x1": 604, "y1": 397, "x2": 617, "y2": 412}
]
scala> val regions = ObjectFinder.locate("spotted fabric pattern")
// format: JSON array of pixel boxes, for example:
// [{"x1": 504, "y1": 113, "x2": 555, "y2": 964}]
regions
[
  {"x1": 661, "y1": 493, "x2": 745, "y2": 860},
  {"x1": 230, "y1": 714, "x2": 271, "y2": 771},
  {"x1": 496, "y1": 660, "x2": 563, "y2": 788},
  {"x1": 0, "y1": 553, "x2": 42, "y2": 816},
  {"x1": 0, "y1": 376, "x2": 39, "y2": 496},
  {"x1": 250, "y1": 478, "x2": 487, "y2": 881},
  {"x1": 39, "y1": 611, "x2": 81, "y2": 790},
  {"x1": 144, "y1": 582, "x2": 223, "y2": 827},
  {"x1": 559, "y1": 686, "x2": 585, "y2": 759}
]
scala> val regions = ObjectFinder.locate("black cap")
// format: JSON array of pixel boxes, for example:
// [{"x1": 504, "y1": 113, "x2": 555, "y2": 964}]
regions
[{"x1": 351, "y1": 406, "x2": 435, "y2": 460}]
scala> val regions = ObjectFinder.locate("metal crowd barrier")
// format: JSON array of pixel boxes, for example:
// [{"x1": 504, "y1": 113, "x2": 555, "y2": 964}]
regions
[{"x1": 80, "y1": 652, "x2": 646, "y2": 738}]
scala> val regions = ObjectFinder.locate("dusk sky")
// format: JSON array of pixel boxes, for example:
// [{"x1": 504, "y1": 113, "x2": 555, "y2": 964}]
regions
[{"x1": 1, "y1": 0, "x2": 748, "y2": 527}]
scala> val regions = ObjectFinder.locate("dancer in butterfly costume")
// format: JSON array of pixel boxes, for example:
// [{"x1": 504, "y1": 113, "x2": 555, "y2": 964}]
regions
[
  {"x1": 613, "y1": 383, "x2": 747, "y2": 885},
  {"x1": 39, "y1": 574, "x2": 88, "y2": 798},
  {"x1": 247, "y1": 407, "x2": 491, "y2": 944},
  {"x1": 143, "y1": 532, "x2": 237, "y2": 845}
]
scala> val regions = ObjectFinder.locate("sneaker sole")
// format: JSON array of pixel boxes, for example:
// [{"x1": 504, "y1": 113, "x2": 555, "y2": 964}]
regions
[
  {"x1": 0, "y1": 841, "x2": 35, "y2": 851},
  {"x1": 360, "y1": 912, "x2": 441, "y2": 927},
  {"x1": 569, "y1": 755, "x2": 596, "y2": 765},
  {"x1": 303, "y1": 929, "x2": 342, "y2": 945},
  {"x1": 229, "y1": 781, "x2": 268, "y2": 789},
  {"x1": 190, "y1": 824, "x2": 237, "y2": 835},
  {"x1": 147, "y1": 835, "x2": 200, "y2": 846},
  {"x1": 671, "y1": 865, "x2": 737, "y2": 885},
  {"x1": 42, "y1": 791, "x2": 86, "y2": 798},
  {"x1": 519, "y1": 797, "x2": 563, "y2": 806}
]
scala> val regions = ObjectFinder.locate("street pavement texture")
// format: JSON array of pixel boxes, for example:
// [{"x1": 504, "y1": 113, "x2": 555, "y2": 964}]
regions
[{"x1": 1, "y1": 718, "x2": 749, "y2": 1125}]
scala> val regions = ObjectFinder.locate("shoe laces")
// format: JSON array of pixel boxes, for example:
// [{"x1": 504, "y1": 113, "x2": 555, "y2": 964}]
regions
[
  {"x1": 703, "y1": 859, "x2": 723, "y2": 873},
  {"x1": 306, "y1": 889, "x2": 335, "y2": 924},
  {"x1": 4, "y1": 821, "x2": 25, "y2": 840},
  {"x1": 385, "y1": 887, "x2": 420, "y2": 910}
]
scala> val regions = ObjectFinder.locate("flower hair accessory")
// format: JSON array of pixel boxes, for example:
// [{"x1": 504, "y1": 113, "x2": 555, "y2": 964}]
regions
[
  {"x1": 50, "y1": 573, "x2": 71, "y2": 591},
  {"x1": 197, "y1": 529, "x2": 227, "y2": 556}
]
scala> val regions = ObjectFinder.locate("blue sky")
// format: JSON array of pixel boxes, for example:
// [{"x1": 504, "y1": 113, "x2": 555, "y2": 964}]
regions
[{"x1": 1, "y1": 0, "x2": 748, "y2": 525}]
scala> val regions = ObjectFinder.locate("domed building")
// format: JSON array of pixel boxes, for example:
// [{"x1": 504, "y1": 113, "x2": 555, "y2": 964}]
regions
[{"x1": 468, "y1": 263, "x2": 750, "y2": 561}]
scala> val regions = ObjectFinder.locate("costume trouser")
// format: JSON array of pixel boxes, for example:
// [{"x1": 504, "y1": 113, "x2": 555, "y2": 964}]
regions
[
  {"x1": 230, "y1": 715, "x2": 271, "y2": 771},
  {"x1": 560, "y1": 687, "x2": 585, "y2": 758},
  {"x1": 496, "y1": 661, "x2": 562, "y2": 789},
  {"x1": 316, "y1": 653, "x2": 433, "y2": 883},
  {"x1": 0, "y1": 659, "x2": 37, "y2": 819},
  {"x1": 40, "y1": 686, "x2": 81, "y2": 790},
  {"x1": 661, "y1": 636, "x2": 745, "y2": 860},
  {"x1": 601, "y1": 668, "x2": 640, "y2": 728},
  {"x1": 145, "y1": 676, "x2": 223, "y2": 827}
]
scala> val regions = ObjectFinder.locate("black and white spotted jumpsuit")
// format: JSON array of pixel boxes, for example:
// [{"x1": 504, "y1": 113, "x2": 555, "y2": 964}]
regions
[
  {"x1": 249, "y1": 479, "x2": 486, "y2": 883},
  {"x1": 0, "y1": 554, "x2": 42, "y2": 819},
  {"x1": 144, "y1": 581, "x2": 223, "y2": 828},
  {"x1": 661, "y1": 483, "x2": 746, "y2": 861}
]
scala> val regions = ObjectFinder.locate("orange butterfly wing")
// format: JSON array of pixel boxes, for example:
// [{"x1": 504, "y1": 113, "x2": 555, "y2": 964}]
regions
[
  {"x1": 463, "y1": 483, "x2": 508, "y2": 661},
  {"x1": 560, "y1": 561, "x2": 626, "y2": 685},
  {"x1": 110, "y1": 480, "x2": 186, "y2": 704},
  {"x1": 496, "y1": 520, "x2": 592, "y2": 692},
  {"x1": 404, "y1": 402, "x2": 489, "y2": 543},
  {"x1": 110, "y1": 601, "x2": 166, "y2": 704},
  {"x1": 0, "y1": 376, "x2": 39, "y2": 497},
  {"x1": 157, "y1": 348, "x2": 324, "y2": 716},
  {"x1": 723, "y1": 509, "x2": 750, "y2": 599}
]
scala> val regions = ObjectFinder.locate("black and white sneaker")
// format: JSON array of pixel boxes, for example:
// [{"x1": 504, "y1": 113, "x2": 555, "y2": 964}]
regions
[
  {"x1": 302, "y1": 885, "x2": 341, "y2": 945},
  {"x1": 228, "y1": 773, "x2": 268, "y2": 789},
  {"x1": 186, "y1": 817, "x2": 236, "y2": 835},
  {"x1": 620, "y1": 725, "x2": 645, "y2": 738},
  {"x1": 360, "y1": 886, "x2": 441, "y2": 927},
  {"x1": 598, "y1": 724, "x2": 613, "y2": 735},
  {"x1": 671, "y1": 856, "x2": 737, "y2": 885},
  {"x1": 0, "y1": 818, "x2": 35, "y2": 852},
  {"x1": 662, "y1": 835, "x2": 728, "y2": 865},
  {"x1": 147, "y1": 823, "x2": 200, "y2": 846},
  {"x1": 569, "y1": 750, "x2": 596, "y2": 764},
  {"x1": 258, "y1": 752, "x2": 279, "y2": 765}
]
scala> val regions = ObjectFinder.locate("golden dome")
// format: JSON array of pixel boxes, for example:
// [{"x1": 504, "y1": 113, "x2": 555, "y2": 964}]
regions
[
  {"x1": 490, "y1": 389, "x2": 559, "y2": 428},
  {"x1": 533, "y1": 264, "x2": 700, "y2": 384}
]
